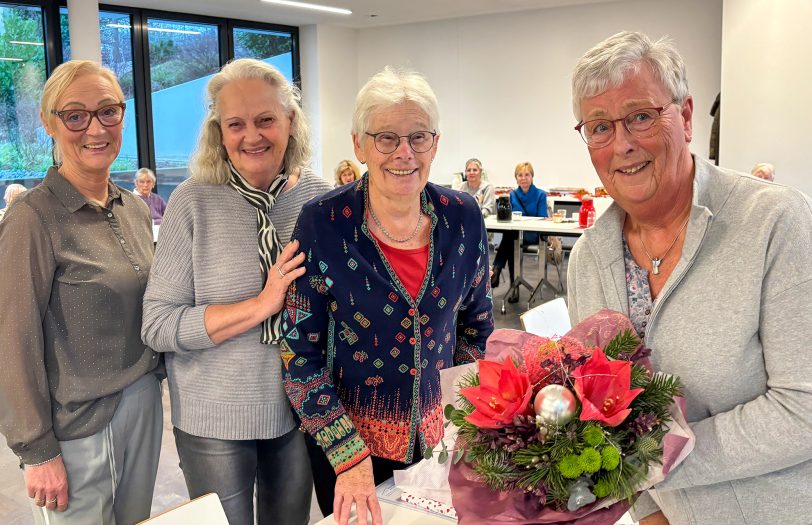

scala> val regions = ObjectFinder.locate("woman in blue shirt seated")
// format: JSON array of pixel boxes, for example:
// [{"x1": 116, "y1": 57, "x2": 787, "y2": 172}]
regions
[{"x1": 490, "y1": 161, "x2": 548, "y2": 302}]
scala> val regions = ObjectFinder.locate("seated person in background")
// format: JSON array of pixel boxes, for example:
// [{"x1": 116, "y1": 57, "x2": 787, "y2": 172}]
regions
[
  {"x1": 454, "y1": 157, "x2": 495, "y2": 217},
  {"x1": 334, "y1": 159, "x2": 361, "y2": 187},
  {"x1": 751, "y1": 162, "x2": 775, "y2": 181},
  {"x1": 133, "y1": 167, "x2": 167, "y2": 224},
  {"x1": 0, "y1": 183, "x2": 26, "y2": 221},
  {"x1": 490, "y1": 161, "x2": 548, "y2": 303}
]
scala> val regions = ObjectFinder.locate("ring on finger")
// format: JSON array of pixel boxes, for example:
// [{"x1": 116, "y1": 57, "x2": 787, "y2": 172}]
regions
[
  {"x1": 47, "y1": 498, "x2": 58, "y2": 504},
  {"x1": 33, "y1": 498, "x2": 45, "y2": 504},
  {"x1": 276, "y1": 266, "x2": 286, "y2": 278}
]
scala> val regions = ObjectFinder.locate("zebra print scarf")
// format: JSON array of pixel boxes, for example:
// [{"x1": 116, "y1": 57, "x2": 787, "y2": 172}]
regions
[{"x1": 227, "y1": 160, "x2": 289, "y2": 344}]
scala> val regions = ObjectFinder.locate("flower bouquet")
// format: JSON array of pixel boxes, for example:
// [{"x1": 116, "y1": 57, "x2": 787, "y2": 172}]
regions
[{"x1": 434, "y1": 309, "x2": 693, "y2": 524}]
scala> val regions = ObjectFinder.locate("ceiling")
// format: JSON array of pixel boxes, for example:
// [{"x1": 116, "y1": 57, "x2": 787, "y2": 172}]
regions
[{"x1": 105, "y1": 0, "x2": 620, "y2": 29}]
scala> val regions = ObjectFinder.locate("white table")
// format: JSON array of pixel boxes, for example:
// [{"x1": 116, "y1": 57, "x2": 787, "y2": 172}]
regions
[{"x1": 484, "y1": 216, "x2": 583, "y2": 313}]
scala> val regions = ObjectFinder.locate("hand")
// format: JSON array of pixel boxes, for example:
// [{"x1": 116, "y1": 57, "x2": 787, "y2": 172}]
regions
[
  {"x1": 256, "y1": 239, "x2": 306, "y2": 319},
  {"x1": 333, "y1": 457, "x2": 381, "y2": 525},
  {"x1": 25, "y1": 456, "x2": 69, "y2": 512},
  {"x1": 640, "y1": 511, "x2": 670, "y2": 525}
]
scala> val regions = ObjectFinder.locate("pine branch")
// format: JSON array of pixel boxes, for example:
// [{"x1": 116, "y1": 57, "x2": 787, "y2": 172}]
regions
[{"x1": 603, "y1": 330, "x2": 641, "y2": 359}]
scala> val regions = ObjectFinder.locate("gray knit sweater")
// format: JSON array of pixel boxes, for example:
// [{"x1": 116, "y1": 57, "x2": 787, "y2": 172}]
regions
[
  {"x1": 142, "y1": 169, "x2": 332, "y2": 439},
  {"x1": 568, "y1": 156, "x2": 812, "y2": 524}
]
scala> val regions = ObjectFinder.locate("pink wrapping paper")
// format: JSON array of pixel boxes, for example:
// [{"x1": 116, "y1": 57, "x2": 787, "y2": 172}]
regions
[{"x1": 450, "y1": 309, "x2": 694, "y2": 524}]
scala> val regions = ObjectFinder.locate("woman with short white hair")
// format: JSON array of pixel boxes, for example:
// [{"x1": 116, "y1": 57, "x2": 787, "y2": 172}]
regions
[
  {"x1": 0, "y1": 183, "x2": 26, "y2": 221},
  {"x1": 281, "y1": 66, "x2": 493, "y2": 525},
  {"x1": 133, "y1": 167, "x2": 166, "y2": 224}
]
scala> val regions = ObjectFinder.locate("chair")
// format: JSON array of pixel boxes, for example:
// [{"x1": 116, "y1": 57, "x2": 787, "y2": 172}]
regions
[
  {"x1": 520, "y1": 297, "x2": 571, "y2": 337},
  {"x1": 138, "y1": 493, "x2": 228, "y2": 525}
]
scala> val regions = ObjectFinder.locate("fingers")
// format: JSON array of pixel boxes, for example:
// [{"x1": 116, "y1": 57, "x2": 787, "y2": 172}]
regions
[
  {"x1": 333, "y1": 492, "x2": 342, "y2": 523},
  {"x1": 368, "y1": 494, "x2": 383, "y2": 525},
  {"x1": 56, "y1": 481, "x2": 69, "y2": 512},
  {"x1": 277, "y1": 239, "x2": 300, "y2": 265},
  {"x1": 45, "y1": 495, "x2": 58, "y2": 511},
  {"x1": 355, "y1": 496, "x2": 369, "y2": 525},
  {"x1": 338, "y1": 495, "x2": 354, "y2": 525}
]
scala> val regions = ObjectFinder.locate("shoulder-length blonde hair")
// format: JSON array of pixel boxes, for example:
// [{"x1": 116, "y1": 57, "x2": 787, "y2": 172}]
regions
[
  {"x1": 190, "y1": 58, "x2": 311, "y2": 185},
  {"x1": 334, "y1": 159, "x2": 360, "y2": 185},
  {"x1": 40, "y1": 60, "x2": 125, "y2": 166}
]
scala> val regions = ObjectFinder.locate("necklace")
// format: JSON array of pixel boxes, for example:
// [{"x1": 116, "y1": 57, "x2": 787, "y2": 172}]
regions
[
  {"x1": 638, "y1": 215, "x2": 690, "y2": 275},
  {"x1": 367, "y1": 197, "x2": 423, "y2": 244}
]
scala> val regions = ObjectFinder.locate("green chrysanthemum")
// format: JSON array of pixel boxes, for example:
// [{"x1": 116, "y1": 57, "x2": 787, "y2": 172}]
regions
[
  {"x1": 593, "y1": 478, "x2": 612, "y2": 498},
  {"x1": 601, "y1": 446, "x2": 621, "y2": 471},
  {"x1": 582, "y1": 425, "x2": 604, "y2": 447},
  {"x1": 579, "y1": 448, "x2": 603, "y2": 474},
  {"x1": 558, "y1": 454, "x2": 583, "y2": 479}
]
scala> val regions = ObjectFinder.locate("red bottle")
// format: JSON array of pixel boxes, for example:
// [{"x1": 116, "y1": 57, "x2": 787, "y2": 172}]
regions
[{"x1": 579, "y1": 196, "x2": 595, "y2": 228}]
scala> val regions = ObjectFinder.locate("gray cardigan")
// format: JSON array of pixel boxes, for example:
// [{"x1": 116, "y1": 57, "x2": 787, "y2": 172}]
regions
[
  {"x1": 567, "y1": 156, "x2": 812, "y2": 524},
  {"x1": 142, "y1": 170, "x2": 332, "y2": 439}
]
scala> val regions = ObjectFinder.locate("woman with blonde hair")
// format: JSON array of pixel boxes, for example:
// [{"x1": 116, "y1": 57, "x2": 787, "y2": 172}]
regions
[
  {"x1": 334, "y1": 159, "x2": 361, "y2": 186},
  {"x1": 0, "y1": 60, "x2": 161, "y2": 524},
  {"x1": 142, "y1": 58, "x2": 331, "y2": 524}
]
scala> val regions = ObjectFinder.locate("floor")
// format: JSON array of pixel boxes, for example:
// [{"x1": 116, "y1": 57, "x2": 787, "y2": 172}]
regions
[{"x1": 0, "y1": 251, "x2": 565, "y2": 525}]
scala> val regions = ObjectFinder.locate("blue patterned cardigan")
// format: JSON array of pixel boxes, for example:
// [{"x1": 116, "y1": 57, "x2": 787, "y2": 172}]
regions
[{"x1": 281, "y1": 176, "x2": 494, "y2": 474}]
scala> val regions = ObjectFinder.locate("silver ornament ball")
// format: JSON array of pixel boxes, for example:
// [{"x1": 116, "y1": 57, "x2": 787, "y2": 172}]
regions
[{"x1": 533, "y1": 384, "x2": 577, "y2": 425}]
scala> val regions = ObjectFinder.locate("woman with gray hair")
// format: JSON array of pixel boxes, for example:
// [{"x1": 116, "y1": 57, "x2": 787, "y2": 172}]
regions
[
  {"x1": 133, "y1": 167, "x2": 166, "y2": 224},
  {"x1": 281, "y1": 66, "x2": 493, "y2": 525},
  {"x1": 568, "y1": 31, "x2": 812, "y2": 525},
  {"x1": 0, "y1": 183, "x2": 26, "y2": 221},
  {"x1": 141, "y1": 58, "x2": 332, "y2": 525}
]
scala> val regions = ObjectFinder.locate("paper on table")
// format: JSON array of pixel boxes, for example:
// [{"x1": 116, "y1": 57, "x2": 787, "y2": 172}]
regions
[{"x1": 393, "y1": 363, "x2": 477, "y2": 507}]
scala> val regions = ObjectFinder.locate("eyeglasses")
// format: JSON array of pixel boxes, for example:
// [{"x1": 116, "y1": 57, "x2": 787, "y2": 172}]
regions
[
  {"x1": 575, "y1": 102, "x2": 674, "y2": 148},
  {"x1": 365, "y1": 130, "x2": 437, "y2": 154},
  {"x1": 51, "y1": 102, "x2": 126, "y2": 132}
]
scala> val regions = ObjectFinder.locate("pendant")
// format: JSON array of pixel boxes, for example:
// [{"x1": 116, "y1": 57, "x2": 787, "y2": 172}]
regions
[{"x1": 651, "y1": 258, "x2": 661, "y2": 275}]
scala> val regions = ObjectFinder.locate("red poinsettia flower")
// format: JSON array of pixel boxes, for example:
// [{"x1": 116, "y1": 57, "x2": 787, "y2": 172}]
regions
[
  {"x1": 460, "y1": 359, "x2": 532, "y2": 429},
  {"x1": 571, "y1": 348, "x2": 643, "y2": 427}
]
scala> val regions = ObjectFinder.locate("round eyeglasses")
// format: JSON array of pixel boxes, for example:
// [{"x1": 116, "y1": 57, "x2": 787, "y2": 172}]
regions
[
  {"x1": 365, "y1": 130, "x2": 437, "y2": 154},
  {"x1": 575, "y1": 103, "x2": 674, "y2": 148},
  {"x1": 51, "y1": 102, "x2": 126, "y2": 132}
]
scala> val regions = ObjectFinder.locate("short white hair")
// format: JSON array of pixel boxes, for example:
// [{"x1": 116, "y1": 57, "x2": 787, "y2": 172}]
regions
[
  {"x1": 572, "y1": 31, "x2": 689, "y2": 120},
  {"x1": 135, "y1": 167, "x2": 156, "y2": 184},
  {"x1": 352, "y1": 66, "x2": 439, "y2": 137},
  {"x1": 4, "y1": 183, "x2": 26, "y2": 204}
]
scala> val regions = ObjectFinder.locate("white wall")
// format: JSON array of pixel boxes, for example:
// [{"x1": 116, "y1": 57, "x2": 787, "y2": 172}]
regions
[
  {"x1": 330, "y1": 0, "x2": 723, "y2": 189},
  {"x1": 299, "y1": 25, "x2": 358, "y2": 181},
  {"x1": 720, "y1": 0, "x2": 812, "y2": 196}
]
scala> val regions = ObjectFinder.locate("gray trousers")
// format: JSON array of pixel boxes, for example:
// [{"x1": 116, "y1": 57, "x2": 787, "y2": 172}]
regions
[{"x1": 31, "y1": 373, "x2": 163, "y2": 525}]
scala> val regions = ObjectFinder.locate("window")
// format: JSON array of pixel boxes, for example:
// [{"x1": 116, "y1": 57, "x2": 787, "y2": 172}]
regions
[
  {"x1": 25, "y1": 5, "x2": 298, "y2": 201},
  {"x1": 233, "y1": 26, "x2": 294, "y2": 80},
  {"x1": 147, "y1": 18, "x2": 220, "y2": 200},
  {"x1": 60, "y1": 8, "x2": 139, "y2": 191},
  {"x1": 0, "y1": 3, "x2": 49, "y2": 198}
]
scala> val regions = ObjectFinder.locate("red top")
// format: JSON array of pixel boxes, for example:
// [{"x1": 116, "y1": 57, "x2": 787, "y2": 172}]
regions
[{"x1": 373, "y1": 233, "x2": 429, "y2": 301}]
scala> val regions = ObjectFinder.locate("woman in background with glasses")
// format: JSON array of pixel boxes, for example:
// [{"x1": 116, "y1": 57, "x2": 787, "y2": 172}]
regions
[
  {"x1": 569, "y1": 32, "x2": 812, "y2": 525},
  {"x1": 281, "y1": 66, "x2": 493, "y2": 525},
  {"x1": 0, "y1": 60, "x2": 162, "y2": 525}
]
